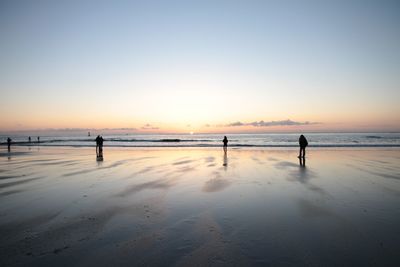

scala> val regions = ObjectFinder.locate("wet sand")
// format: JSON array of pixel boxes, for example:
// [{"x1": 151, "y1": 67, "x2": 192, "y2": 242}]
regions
[{"x1": 0, "y1": 147, "x2": 400, "y2": 266}]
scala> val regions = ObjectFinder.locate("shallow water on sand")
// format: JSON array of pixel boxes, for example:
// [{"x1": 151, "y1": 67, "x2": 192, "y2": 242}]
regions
[{"x1": 0, "y1": 147, "x2": 400, "y2": 266}]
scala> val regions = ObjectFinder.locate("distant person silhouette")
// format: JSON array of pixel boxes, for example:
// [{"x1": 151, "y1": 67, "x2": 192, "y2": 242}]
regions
[
  {"x1": 223, "y1": 136, "x2": 228, "y2": 154},
  {"x1": 28, "y1": 136, "x2": 31, "y2": 143},
  {"x1": 95, "y1": 135, "x2": 104, "y2": 158},
  {"x1": 99, "y1": 136, "x2": 104, "y2": 156},
  {"x1": 7, "y1": 137, "x2": 12, "y2": 152},
  {"x1": 95, "y1": 135, "x2": 101, "y2": 157},
  {"x1": 37, "y1": 136, "x2": 40, "y2": 143},
  {"x1": 298, "y1": 134, "x2": 308, "y2": 158}
]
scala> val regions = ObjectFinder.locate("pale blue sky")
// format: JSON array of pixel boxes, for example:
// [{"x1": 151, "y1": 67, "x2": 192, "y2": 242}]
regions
[{"x1": 1, "y1": 0, "x2": 399, "y2": 131}]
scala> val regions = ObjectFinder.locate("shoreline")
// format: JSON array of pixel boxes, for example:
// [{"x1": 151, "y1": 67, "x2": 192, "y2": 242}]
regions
[{"x1": 2, "y1": 144, "x2": 400, "y2": 150}]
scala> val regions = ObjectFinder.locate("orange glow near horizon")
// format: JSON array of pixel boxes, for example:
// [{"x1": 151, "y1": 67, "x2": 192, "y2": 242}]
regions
[
  {"x1": 1, "y1": 113, "x2": 399, "y2": 133},
  {"x1": 1, "y1": 84, "x2": 399, "y2": 133}
]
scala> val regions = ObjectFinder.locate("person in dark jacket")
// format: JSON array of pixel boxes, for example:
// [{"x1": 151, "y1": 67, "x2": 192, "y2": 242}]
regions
[
  {"x1": 95, "y1": 135, "x2": 104, "y2": 158},
  {"x1": 95, "y1": 135, "x2": 101, "y2": 157},
  {"x1": 7, "y1": 137, "x2": 12, "y2": 152},
  {"x1": 223, "y1": 136, "x2": 228, "y2": 154},
  {"x1": 99, "y1": 136, "x2": 104, "y2": 156},
  {"x1": 298, "y1": 134, "x2": 308, "y2": 158}
]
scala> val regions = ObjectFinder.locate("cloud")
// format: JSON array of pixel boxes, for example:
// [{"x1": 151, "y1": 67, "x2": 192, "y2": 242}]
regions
[
  {"x1": 141, "y1": 124, "x2": 159, "y2": 130},
  {"x1": 227, "y1": 121, "x2": 245, "y2": 127},
  {"x1": 101, "y1": 127, "x2": 137, "y2": 131},
  {"x1": 41, "y1": 127, "x2": 138, "y2": 131},
  {"x1": 224, "y1": 119, "x2": 321, "y2": 127}
]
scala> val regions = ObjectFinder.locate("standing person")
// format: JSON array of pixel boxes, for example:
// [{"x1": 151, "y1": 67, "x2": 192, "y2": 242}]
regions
[
  {"x1": 98, "y1": 135, "x2": 104, "y2": 157},
  {"x1": 95, "y1": 135, "x2": 101, "y2": 157},
  {"x1": 298, "y1": 134, "x2": 308, "y2": 158},
  {"x1": 37, "y1": 136, "x2": 40, "y2": 143},
  {"x1": 7, "y1": 137, "x2": 12, "y2": 151},
  {"x1": 28, "y1": 136, "x2": 31, "y2": 143},
  {"x1": 223, "y1": 136, "x2": 228, "y2": 154}
]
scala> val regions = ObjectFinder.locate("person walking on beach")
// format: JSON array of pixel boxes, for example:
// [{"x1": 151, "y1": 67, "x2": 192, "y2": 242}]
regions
[
  {"x1": 223, "y1": 136, "x2": 228, "y2": 154},
  {"x1": 298, "y1": 134, "x2": 308, "y2": 158},
  {"x1": 37, "y1": 136, "x2": 40, "y2": 143},
  {"x1": 7, "y1": 137, "x2": 12, "y2": 152},
  {"x1": 28, "y1": 136, "x2": 31, "y2": 143}
]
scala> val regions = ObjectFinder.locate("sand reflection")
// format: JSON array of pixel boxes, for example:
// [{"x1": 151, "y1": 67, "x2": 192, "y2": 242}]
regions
[{"x1": 223, "y1": 151, "x2": 228, "y2": 170}]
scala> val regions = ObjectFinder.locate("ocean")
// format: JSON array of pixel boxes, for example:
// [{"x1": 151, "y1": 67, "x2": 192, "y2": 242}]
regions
[{"x1": 1, "y1": 132, "x2": 400, "y2": 148}]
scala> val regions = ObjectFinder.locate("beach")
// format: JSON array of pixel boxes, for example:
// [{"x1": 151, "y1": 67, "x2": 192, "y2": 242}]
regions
[{"x1": 1, "y1": 146, "x2": 400, "y2": 266}]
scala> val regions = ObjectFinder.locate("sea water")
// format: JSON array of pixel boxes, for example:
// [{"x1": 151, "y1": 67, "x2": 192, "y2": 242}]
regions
[{"x1": 1, "y1": 132, "x2": 400, "y2": 147}]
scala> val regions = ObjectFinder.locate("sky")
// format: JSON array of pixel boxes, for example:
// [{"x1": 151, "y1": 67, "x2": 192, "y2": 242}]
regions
[{"x1": 1, "y1": 0, "x2": 399, "y2": 133}]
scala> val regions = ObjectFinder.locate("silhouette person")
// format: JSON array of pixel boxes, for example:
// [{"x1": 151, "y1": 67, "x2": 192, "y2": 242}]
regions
[
  {"x1": 223, "y1": 136, "x2": 228, "y2": 154},
  {"x1": 95, "y1": 135, "x2": 104, "y2": 159},
  {"x1": 28, "y1": 136, "x2": 31, "y2": 143},
  {"x1": 37, "y1": 136, "x2": 40, "y2": 143},
  {"x1": 298, "y1": 134, "x2": 308, "y2": 158},
  {"x1": 99, "y1": 135, "x2": 104, "y2": 157},
  {"x1": 7, "y1": 137, "x2": 12, "y2": 152},
  {"x1": 95, "y1": 135, "x2": 101, "y2": 157}
]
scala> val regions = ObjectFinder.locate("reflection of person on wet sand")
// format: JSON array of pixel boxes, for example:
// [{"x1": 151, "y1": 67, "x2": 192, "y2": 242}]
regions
[
  {"x1": 7, "y1": 137, "x2": 12, "y2": 152},
  {"x1": 223, "y1": 151, "x2": 228, "y2": 168},
  {"x1": 298, "y1": 135, "x2": 308, "y2": 158},
  {"x1": 223, "y1": 136, "x2": 228, "y2": 154}
]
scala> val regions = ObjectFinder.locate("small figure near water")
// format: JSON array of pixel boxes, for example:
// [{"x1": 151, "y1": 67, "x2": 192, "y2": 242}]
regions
[
  {"x1": 7, "y1": 137, "x2": 12, "y2": 152},
  {"x1": 88, "y1": 131, "x2": 91, "y2": 137},
  {"x1": 298, "y1": 134, "x2": 308, "y2": 158},
  {"x1": 223, "y1": 136, "x2": 228, "y2": 154},
  {"x1": 95, "y1": 135, "x2": 104, "y2": 160},
  {"x1": 37, "y1": 136, "x2": 40, "y2": 143},
  {"x1": 28, "y1": 136, "x2": 31, "y2": 143}
]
